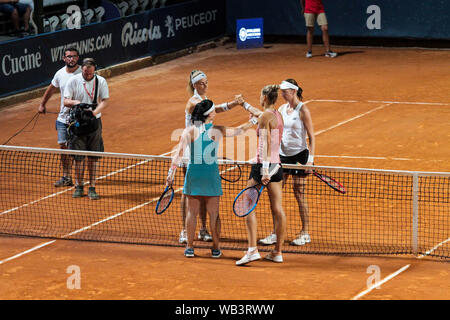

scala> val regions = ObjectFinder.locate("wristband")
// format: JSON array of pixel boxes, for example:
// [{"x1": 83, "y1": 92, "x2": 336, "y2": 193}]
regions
[
  {"x1": 243, "y1": 102, "x2": 251, "y2": 111},
  {"x1": 168, "y1": 165, "x2": 177, "y2": 176},
  {"x1": 249, "y1": 117, "x2": 258, "y2": 125},
  {"x1": 217, "y1": 103, "x2": 229, "y2": 111},
  {"x1": 262, "y1": 161, "x2": 270, "y2": 169},
  {"x1": 308, "y1": 155, "x2": 314, "y2": 163}
]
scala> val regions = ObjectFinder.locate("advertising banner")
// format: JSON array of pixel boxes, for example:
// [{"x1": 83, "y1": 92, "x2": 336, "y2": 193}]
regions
[{"x1": 0, "y1": 0, "x2": 225, "y2": 98}]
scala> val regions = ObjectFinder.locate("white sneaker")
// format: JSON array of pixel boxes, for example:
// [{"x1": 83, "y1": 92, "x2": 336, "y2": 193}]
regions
[
  {"x1": 198, "y1": 228, "x2": 212, "y2": 242},
  {"x1": 179, "y1": 229, "x2": 187, "y2": 244},
  {"x1": 236, "y1": 251, "x2": 261, "y2": 266},
  {"x1": 264, "y1": 252, "x2": 283, "y2": 263},
  {"x1": 258, "y1": 233, "x2": 277, "y2": 245},
  {"x1": 291, "y1": 233, "x2": 311, "y2": 246},
  {"x1": 325, "y1": 51, "x2": 337, "y2": 58},
  {"x1": 306, "y1": 51, "x2": 313, "y2": 58}
]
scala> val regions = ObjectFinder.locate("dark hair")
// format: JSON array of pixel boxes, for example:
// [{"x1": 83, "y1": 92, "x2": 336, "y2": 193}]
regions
[
  {"x1": 284, "y1": 78, "x2": 303, "y2": 100},
  {"x1": 64, "y1": 47, "x2": 79, "y2": 56},
  {"x1": 191, "y1": 99, "x2": 214, "y2": 123}
]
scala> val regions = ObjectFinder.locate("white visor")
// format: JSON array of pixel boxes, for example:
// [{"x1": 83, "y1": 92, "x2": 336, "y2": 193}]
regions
[
  {"x1": 280, "y1": 80, "x2": 299, "y2": 91},
  {"x1": 203, "y1": 104, "x2": 215, "y2": 116},
  {"x1": 191, "y1": 72, "x2": 207, "y2": 85}
]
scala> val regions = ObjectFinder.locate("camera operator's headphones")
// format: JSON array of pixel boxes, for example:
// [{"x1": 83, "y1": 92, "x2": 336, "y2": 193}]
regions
[{"x1": 82, "y1": 58, "x2": 97, "y2": 70}]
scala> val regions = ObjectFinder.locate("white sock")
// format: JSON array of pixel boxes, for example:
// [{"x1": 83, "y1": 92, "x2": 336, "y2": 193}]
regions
[{"x1": 248, "y1": 247, "x2": 257, "y2": 253}]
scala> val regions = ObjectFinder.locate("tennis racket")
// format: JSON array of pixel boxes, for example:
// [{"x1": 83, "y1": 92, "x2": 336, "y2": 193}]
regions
[
  {"x1": 233, "y1": 183, "x2": 265, "y2": 217},
  {"x1": 313, "y1": 171, "x2": 346, "y2": 194},
  {"x1": 219, "y1": 157, "x2": 242, "y2": 183},
  {"x1": 232, "y1": 164, "x2": 281, "y2": 217},
  {"x1": 155, "y1": 185, "x2": 175, "y2": 214}
]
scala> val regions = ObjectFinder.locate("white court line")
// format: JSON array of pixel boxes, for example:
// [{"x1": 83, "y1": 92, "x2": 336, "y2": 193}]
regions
[
  {"x1": 0, "y1": 150, "x2": 174, "y2": 218},
  {"x1": 0, "y1": 149, "x2": 175, "y2": 264},
  {"x1": 315, "y1": 103, "x2": 391, "y2": 136},
  {"x1": 0, "y1": 240, "x2": 56, "y2": 265},
  {"x1": 311, "y1": 99, "x2": 450, "y2": 106},
  {"x1": 351, "y1": 264, "x2": 411, "y2": 300},
  {"x1": 417, "y1": 237, "x2": 450, "y2": 259},
  {"x1": 317, "y1": 155, "x2": 446, "y2": 162}
]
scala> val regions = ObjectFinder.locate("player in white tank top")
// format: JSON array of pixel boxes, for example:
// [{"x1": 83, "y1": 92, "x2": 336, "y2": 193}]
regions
[{"x1": 278, "y1": 102, "x2": 308, "y2": 156}]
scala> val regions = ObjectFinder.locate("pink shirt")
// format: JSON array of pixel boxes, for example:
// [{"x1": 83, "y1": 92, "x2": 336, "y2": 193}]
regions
[
  {"x1": 304, "y1": 0, "x2": 325, "y2": 14},
  {"x1": 256, "y1": 110, "x2": 283, "y2": 164}
]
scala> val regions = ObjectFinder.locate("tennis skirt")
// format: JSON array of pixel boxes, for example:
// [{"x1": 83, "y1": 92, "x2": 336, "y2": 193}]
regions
[
  {"x1": 280, "y1": 149, "x2": 309, "y2": 177},
  {"x1": 183, "y1": 163, "x2": 222, "y2": 196},
  {"x1": 249, "y1": 163, "x2": 283, "y2": 184}
]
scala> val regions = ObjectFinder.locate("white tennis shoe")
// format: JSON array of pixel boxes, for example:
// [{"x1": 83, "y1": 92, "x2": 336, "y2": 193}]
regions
[
  {"x1": 236, "y1": 250, "x2": 261, "y2": 266},
  {"x1": 291, "y1": 233, "x2": 311, "y2": 246},
  {"x1": 258, "y1": 233, "x2": 277, "y2": 245},
  {"x1": 179, "y1": 229, "x2": 187, "y2": 244},
  {"x1": 264, "y1": 252, "x2": 283, "y2": 263}
]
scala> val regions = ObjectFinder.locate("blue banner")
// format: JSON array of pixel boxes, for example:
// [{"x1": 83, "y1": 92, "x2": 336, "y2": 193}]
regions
[
  {"x1": 236, "y1": 18, "x2": 264, "y2": 49},
  {"x1": 226, "y1": 0, "x2": 450, "y2": 40},
  {"x1": 0, "y1": 0, "x2": 225, "y2": 98}
]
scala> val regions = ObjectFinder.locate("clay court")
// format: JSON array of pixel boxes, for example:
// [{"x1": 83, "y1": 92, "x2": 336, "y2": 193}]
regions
[{"x1": 0, "y1": 43, "x2": 449, "y2": 300}]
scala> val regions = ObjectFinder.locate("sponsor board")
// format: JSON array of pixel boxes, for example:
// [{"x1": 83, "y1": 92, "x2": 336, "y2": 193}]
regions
[{"x1": 0, "y1": 0, "x2": 225, "y2": 98}]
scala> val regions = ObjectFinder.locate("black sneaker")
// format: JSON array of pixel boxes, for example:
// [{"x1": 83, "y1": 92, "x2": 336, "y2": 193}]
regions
[
  {"x1": 55, "y1": 176, "x2": 73, "y2": 187},
  {"x1": 88, "y1": 187, "x2": 100, "y2": 200},
  {"x1": 72, "y1": 186, "x2": 84, "y2": 198}
]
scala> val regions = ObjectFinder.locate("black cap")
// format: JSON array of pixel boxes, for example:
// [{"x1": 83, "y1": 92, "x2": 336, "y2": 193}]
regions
[{"x1": 82, "y1": 58, "x2": 96, "y2": 67}]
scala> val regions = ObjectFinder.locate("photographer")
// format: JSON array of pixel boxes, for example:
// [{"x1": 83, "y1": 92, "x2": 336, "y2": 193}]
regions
[{"x1": 64, "y1": 58, "x2": 109, "y2": 200}]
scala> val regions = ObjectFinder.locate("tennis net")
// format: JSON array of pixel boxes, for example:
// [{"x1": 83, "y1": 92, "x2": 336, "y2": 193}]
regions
[{"x1": 0, "y1": 145, "x2": 448, "y2": 259}]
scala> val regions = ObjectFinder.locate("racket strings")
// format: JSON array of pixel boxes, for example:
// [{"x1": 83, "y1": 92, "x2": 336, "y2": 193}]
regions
[{"x1": 234, "y1": 187, "x2": 259, "y2": 216}]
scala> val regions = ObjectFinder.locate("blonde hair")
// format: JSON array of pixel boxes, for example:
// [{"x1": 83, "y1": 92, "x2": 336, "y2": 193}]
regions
[
  {"x1": 187, "y1": 69, "x2": 206, "y2": 95},
  {"x1": 261, "y1": 84, "x2": 280, "y2": 105}
]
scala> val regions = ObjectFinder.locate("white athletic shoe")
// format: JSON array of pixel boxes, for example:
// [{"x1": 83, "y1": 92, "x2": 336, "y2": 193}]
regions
[
  {"x1": 325, "y1": 51, "x2": 338, "y2": 58},
  {"x1": 306, "y1": 51, "x2": 313, "y2": 58},
  {"x1": 179, "y1": 229, "x2": 187, "y2": 244},
  {"x1": 236, "y1": 251, "x2": 261, "y2": 266},
  {"x1": 264, "y1": 252, "x2": 283, "y2": 263},
  {"x1": 291, "y1": 233, "x2": 311, "y2": 246},
  {"x1": 198, "y1": 228, "x2": 212, "y2": 242},
  {"x1": 258, "y1": 233, "x2": 277, "y2": 245}
]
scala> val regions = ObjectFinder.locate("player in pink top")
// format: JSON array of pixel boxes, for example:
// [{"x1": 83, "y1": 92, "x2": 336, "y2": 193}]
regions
[
  {"x1": 300, "y1": 0, "x2": 337, "y2": 58},
  {"x1": 236, "y1": 85, "x2": 287, "y2": 265}
]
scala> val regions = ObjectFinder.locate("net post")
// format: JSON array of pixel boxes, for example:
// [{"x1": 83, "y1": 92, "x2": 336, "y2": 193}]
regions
[{"x1": 412, "y1": 173, "x2": 419, "y2": 256}]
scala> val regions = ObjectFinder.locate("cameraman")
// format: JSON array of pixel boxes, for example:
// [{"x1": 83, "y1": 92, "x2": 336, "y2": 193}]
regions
[{"x1": 64, "y1": 58, "x2": 109, "y2": 200}]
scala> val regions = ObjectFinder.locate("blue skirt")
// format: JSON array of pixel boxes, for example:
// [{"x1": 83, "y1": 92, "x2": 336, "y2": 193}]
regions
[{"x1": 183, "y1": 163, "x2": 222, "y2": 196}]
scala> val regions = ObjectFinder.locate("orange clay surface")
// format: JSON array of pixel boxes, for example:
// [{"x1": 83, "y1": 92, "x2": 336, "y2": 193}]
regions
[{"x1": 0, "y1": 43, "x2": 449, "y2": 300}]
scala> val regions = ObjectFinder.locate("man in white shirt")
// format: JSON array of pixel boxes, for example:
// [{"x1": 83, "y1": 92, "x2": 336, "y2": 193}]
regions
[
  {"x1": 64, "y1": 58, "x2": 109, "y2": 200},
  {"x1": 38, "y1": 47, "x2": 81, "y2": 188}
]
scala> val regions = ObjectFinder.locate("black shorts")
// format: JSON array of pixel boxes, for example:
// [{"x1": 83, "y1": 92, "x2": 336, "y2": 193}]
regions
[
  {"x1": 249, "y1": 163, "x2": 283, "y2": 184},
  {"x1": 280, "y1": 149, "x2": 309, "y2": 177},
  {"x1": 69, "y1": 118, "x2": 104, "y2": 161}
]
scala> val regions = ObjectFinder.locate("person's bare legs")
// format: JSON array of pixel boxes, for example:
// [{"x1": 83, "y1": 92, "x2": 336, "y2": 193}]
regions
[
  {"x1": 292, "y1": 175, "x2": 309, "y2": 234},
  {"x1": 267, "y1": 181, "x2": 286, "y2": 256},
  {"x1": 186, "y1": 195, "x2": 200, "y2": 250},
  {"x1": 205, "y1": 196, "x2": 221, "y2": 251},
  {"x1": 321, "y1": 24, "x2": 331, "y2": 52},
  {"x1": 306, "y1": 26, "x2": 314, "y2": 53}
]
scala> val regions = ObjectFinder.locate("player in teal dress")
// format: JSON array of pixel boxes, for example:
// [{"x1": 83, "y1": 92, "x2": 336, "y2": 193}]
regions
[{"x1": 167, "y1": 99, "x2": 257, "y2": 258}]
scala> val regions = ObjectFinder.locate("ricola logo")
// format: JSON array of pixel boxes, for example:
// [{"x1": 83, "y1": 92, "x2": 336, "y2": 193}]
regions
[{"x1": 121, "y1": 20, "x2": 162, "y2": 47}]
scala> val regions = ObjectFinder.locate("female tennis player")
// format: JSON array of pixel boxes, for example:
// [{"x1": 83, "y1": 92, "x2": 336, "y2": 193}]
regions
[
  {"x1": 236, "y1": 85, "x2": 287, "y2": 265},
  {"x1": 178, "y1": 70, "x2": 244, "y2": 244},
  {"x1": 167, "y1": 99, "x2": 257, "y2": 258},
  {"x1": 259, "y1": 79, "x2": 315, "y2": 246}
]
